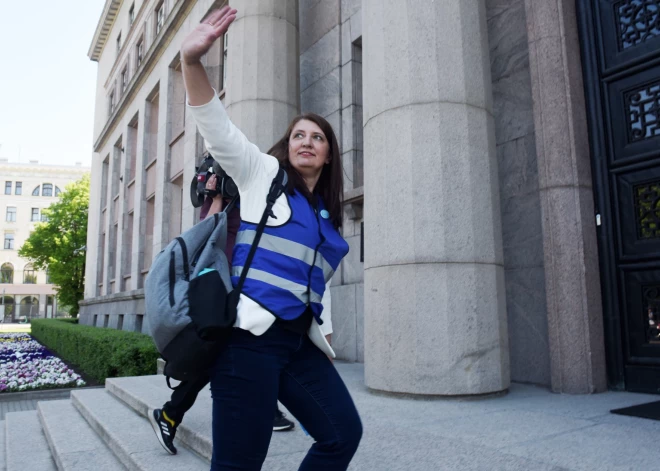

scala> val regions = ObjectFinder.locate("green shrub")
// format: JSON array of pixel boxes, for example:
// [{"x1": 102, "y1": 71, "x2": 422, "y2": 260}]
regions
[
  {"x1": 55, "y1": 318, "x2": 79, "y2": 324},
  {"x1": 31, "y1": 319, "x2": 159, "y2": 383}
]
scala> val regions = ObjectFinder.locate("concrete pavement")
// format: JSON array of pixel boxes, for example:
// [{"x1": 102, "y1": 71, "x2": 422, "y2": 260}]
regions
[{"x1": 2, "y1": 362, "x2": 659, "y2": 470}]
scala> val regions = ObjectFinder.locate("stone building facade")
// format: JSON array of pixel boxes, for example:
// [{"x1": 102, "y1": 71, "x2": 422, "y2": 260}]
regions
[
  {"x1": 0, "y1": 159, "x2": 89, "y2": 320},
  {"x1": 81, "y1": 0, "x2": 660, "y2": 396}
]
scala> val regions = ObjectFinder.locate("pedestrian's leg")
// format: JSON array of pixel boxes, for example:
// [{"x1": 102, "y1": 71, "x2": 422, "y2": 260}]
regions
[
  {"x1": 150, "y1": 375, "x2": 210, "y2": 455},
  {"x1": 278, "y1": 337, "x2": 362, "y2": 471},
  {"x1": 209, "y1": 327, "x2": 288, "y2": 471},
  {"x1": 162, "y1": 374, "x2": 210, "y2": 424},
  {"x1": 273, "y1": 404, "x2": 295, "y2": 431}
]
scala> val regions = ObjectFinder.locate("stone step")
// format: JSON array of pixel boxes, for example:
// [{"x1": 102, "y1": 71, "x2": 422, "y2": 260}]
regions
[
  {"x1": 0, "y1": 421, "x2": 5, "y2": 471},
  {"x1": 37, "y1": 399, "x2": 125, "y2": 470},
  {"x1": 4, "y1": 411, "x2": 55, "y2": 471},
  {"x1": 71, "y1": 388, "x2": 207, "y2": 471},
  {"x1": 105, "y1": 375, "x2": 313, "y2": 463}
]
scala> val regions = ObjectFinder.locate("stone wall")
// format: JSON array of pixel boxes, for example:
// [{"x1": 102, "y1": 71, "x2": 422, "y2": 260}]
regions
[
  {"x1": 301, "y1": 0, "x2": 552, "y2": 381},
  {"x1": 486, "y1": 0, "x2": 551, "y2": 386},
  {"x1": 523, "y1": 0, "x2": 606, "y2": 393},
  {"x1": 299, "y1": 0, "x2": 365, "y2": 362},
  {"x1": 79, "y1": 290, "x2": 146, "y2": 334}
]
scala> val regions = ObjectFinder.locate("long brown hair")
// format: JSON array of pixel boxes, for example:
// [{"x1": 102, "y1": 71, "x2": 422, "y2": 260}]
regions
[{"x1": 267, "y1": 113, "x2": 343, "y2": 229}]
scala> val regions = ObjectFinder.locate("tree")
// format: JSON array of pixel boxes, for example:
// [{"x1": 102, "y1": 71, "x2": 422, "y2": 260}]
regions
[{"x1": 20, "y1": 175, "x2": 89, "y2": 317}]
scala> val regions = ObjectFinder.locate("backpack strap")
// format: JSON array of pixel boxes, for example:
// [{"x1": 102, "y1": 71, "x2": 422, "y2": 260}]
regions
[
  {"x1": 165, "y1": 372, "x2": 185, "y2": 390},
  {"x1": 190, "y1": 213, "x2": 221, "y2": 269},
  {"x1": 222, "y1": 194, "x2": 239, "y2": 215},
  {"x1": 235, "y1": 168, "x2": 287, "y2": 293}
]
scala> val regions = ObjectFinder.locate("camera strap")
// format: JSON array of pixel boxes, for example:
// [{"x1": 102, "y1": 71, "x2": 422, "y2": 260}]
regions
[{"x1": 222, "y1": 194, "x2": 239, "y2": 215}]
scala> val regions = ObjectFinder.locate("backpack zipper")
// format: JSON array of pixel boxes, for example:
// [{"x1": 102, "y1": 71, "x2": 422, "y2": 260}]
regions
[{"x1": 168, "y1": 251, "x2": 176, "y2": 307}]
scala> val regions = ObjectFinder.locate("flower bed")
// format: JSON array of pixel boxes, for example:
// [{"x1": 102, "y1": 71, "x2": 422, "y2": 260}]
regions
[{"x1": 0, "y1": 333, "x2": 86, "y2": 393}]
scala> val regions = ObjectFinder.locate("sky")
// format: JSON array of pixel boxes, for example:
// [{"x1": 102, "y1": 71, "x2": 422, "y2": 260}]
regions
[{"x1": 0, "y1": 1, "x2": 106, "y2": 168}]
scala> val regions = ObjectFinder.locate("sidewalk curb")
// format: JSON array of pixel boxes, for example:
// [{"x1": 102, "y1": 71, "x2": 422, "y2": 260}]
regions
[{"x1": 0, "y1": 385, "x2": 105, "y2": 402}]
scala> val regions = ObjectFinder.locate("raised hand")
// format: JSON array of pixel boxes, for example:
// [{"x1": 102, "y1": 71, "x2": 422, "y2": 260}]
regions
[{"x1": 181, "y1": 6, "x2": 237, "y2": 65}]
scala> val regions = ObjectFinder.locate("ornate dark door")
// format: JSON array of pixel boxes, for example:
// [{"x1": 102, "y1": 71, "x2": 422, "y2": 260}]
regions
[{"x1": 578, "y1": 0, "x2": 660, "y2": 393}]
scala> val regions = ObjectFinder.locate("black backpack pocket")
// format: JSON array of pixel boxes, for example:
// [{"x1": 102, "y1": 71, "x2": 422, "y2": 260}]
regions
[
  {"x1": 162, "y1": 322, "x2": 230, "y2": 382},
  {"x1": 187, "y1": 269, "x2": 234, "y2": 340}
]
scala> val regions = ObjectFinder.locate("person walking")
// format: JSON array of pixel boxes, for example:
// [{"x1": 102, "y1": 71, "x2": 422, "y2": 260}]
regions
[{"x1": 148, "y1": 173, "x2": 295, "y2": 456}]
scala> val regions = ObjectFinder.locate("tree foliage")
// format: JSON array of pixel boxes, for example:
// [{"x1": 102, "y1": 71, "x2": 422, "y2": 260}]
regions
[{"x1": 19, "y1": 175, "x2": 89, "y2": 317}]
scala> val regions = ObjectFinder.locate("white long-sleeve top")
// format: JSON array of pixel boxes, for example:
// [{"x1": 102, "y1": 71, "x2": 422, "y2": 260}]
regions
[{"x1": 189, "y1": 93, "x2": 335, "y2": 358}]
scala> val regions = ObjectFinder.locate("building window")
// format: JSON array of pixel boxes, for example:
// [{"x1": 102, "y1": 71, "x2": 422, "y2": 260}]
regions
[
  {"x1": 223, "y1": 32, "x2": 229, "y2": 89},
  {"x1": 136, "y1": 38, "x2": 144, "y2": 68},
  {"x1": 4, "y1": 181, "x2": 11, "y2": 195},
  {"x1": 155, "y1": 2, "x2": 165, "y2": 35},
  {"x1": 135, "y1": 314, "x2": 144, "y2": 333},
  {"x1": 15, "y1": 182, "x2": 22, "y2": 195},
  {"x1": 46, "y1": 269, "x2": 52, "y2": 284},
  {"x1": 360, "y1": 222, "x2": 364, "y2": 262},
  {"x1": 0, "y1": 263, "x2": 13, "y2": 283},
  {"x1": 4, "y1": 233, "x2": 14, "y2": 250},
  {"x1": 20, "y1": 296, "x2": 38, "y2": 319},
  {"x1": 109, "y1": 90, "x2": 116, "y2": 116},
  {"x1": 55, "y1": 186, "x2": 61, "y2": 196},
  {"x1": 32, "y1": 185, "x2": 40, "y2": 196},
  {"x1": 23, "y1": 264, "x2": 36, "y2": 284},
  {"x1": 6, "y1": 207, "x2": 16, "y2": 222},
  {"x1": 31, "y1": 208, "x2": 39, "y2": 221},
  {"x1": 129, "y1": 2, "x2": 135, "y2": 26},
  {"x1": 41, "y1": 213, "x2": 49, "y2": 222},
  {"x1": 42, "y1": 183, "x2": 53, "y2": 197},
  {"x1": 121, "y1": 65, "x2": 129, "y2": 94},
  {"x1": 116, "y1": 32, "x2": 122, "y2": 57}
]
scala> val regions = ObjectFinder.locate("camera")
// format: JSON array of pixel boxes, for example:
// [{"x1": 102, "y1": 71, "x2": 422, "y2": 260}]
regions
[{"x1": 190, "y1": 153, "x2": 239, "y2": 208}]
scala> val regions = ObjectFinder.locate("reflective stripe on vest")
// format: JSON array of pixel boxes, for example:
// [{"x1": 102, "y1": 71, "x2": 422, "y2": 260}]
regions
[
  {"x1": 231, "y1": 266, "x2": 323, "y2": 304},
  {"x1": 235, "y1": 230, "x2": 335, "y2": 281}
]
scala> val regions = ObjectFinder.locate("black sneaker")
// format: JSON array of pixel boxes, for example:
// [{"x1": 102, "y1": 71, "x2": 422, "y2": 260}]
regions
[
  {"x1": 273, "y1": 409, "x2": 295, "y2": 432},
  {"x1": 148, "y1": 408, "x2": 178, "y2": 455}
]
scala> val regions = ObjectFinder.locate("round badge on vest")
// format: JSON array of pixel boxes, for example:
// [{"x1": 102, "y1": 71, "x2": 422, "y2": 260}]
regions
[{"x1": 320, "y1": 209, "x2": 330, "y2": 219}]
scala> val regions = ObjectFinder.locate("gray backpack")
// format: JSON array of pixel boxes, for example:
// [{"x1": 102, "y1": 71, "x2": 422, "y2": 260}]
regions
[{"x1": 144, "y1": 169, "x2": 287, "y2": 382}]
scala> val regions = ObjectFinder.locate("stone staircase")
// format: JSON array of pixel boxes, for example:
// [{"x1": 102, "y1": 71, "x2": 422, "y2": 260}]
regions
[{"x1": 0, "y1": 375, "x2": 313, "y2": 470}]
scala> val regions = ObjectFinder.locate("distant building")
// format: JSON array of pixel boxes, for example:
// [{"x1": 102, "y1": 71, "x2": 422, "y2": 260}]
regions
[{"x1": 0, "y1": 159, "x2": 90, "y2": 320}]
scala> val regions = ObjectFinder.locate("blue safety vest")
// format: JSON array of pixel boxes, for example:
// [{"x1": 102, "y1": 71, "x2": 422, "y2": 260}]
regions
[{"x1": 231, "y1": 190, "x2": 349, "y2": 322}]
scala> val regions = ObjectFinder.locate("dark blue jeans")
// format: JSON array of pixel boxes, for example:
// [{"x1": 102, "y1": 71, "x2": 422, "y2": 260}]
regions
[{"x1": 208, "y1": 322, "x2": 362, "y2": 470}]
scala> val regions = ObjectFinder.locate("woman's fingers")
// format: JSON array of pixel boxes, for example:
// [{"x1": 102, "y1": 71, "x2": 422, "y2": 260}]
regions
[
  {"x1": 202, "y1": 5, "x2": 230, "y2": 27},
  {"x1": 206, "y1": 174, "x2": 217, "y2": 189},
  {"x1": 213, "y1": 9, "x2": 237, "y2": 36},
  {"x1": 181, "y1": 7, "x2": 236, "y2": 64}
]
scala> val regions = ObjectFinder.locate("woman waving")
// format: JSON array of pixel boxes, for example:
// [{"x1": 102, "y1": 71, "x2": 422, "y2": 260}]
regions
[{"x1": 181, "y1": 6, "x2": 362, "y2": 471}]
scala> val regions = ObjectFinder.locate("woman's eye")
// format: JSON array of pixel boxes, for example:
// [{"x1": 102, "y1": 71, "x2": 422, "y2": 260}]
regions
[{"x1": 314, "y1": 135, "x2": 324, "y2": 141}]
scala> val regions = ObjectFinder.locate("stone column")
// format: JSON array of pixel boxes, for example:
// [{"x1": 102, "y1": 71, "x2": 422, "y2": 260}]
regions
[
  {"x1": 130, "y1": 105, "x2": 147, "y2": 289},
  {"x1": 101, "y1": 146, "x2": 119, "y2": 296},
  {"x1": 363, "y1": 0, "x2": 509, "y2": 395},
  {"x1": 38, "y1": 294, "x2": 47, "y2": 318},
  {"x1": 83, "y1": 152, "x2": 103, "y2": 299},
  {"x1": 524, "y1": 0, "x2": 607, "y2": 393},
  {"x1": 224, "y1": 0, "x2": 300, "y2": 150},
  {"x1": 152, "y1": 77, "x2": 173, "y2": 257}
]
